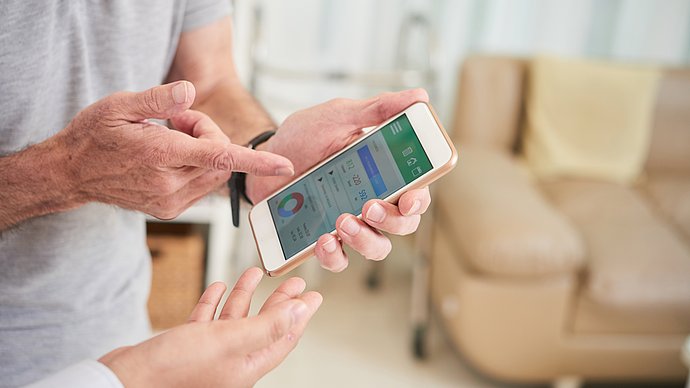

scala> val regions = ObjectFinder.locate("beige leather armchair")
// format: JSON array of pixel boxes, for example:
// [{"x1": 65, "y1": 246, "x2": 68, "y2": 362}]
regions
[{"x1": 431, "y1": 56, "x2": 690, "y2": 386}]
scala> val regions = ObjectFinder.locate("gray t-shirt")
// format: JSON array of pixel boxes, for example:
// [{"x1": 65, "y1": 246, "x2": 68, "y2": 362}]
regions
[{"x1": 0, "y1": 1, "x2": 230, "y2": 386}]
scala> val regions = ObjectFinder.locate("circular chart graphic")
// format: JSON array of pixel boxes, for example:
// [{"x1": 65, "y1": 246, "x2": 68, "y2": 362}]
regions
[{"x1": 277, "y1": 192, "x2": 304, "y2": 217}]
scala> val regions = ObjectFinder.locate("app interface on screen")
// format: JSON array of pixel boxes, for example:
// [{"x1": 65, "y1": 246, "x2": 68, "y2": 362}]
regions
[{"x1": 268, "y1": 114, "x2": 433, "y2": 259}]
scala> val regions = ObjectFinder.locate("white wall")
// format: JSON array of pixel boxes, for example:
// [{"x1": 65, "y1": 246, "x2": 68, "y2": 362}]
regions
[{"x1": 232, "y1": 0, "x2": 690, "y2": 125}]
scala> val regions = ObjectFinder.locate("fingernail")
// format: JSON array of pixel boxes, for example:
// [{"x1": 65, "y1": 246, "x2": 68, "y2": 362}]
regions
[
  {"x1": 172, "y1": 82, "x2": 188, "y2": 104},
  {"x1": 322, "y1": 260, "x2": 347, "y2": 272},
  {"x1": 407, "y1": 200, "x2": 421, "y2": 215},
  {"x1": 275, "y1": 166, "x2": 294, "y2": 176},
  {"x1": 340, "y1": 217, "x2": 360, "y2": 236},
  {"x1": 323, "y1": 237, "x2": 337, "y2": 253},
  {"x1": 366, "y1": 203, "x2": 385, "y2": 223},
  {"x1": 334, "y1": 261, "x2": 348, "y2": 272},
  {"x1": 290, "y1": 301, "x2": 308, "y2": 324}
]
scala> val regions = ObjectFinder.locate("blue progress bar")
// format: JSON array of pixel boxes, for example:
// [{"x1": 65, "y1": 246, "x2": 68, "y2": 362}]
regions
[{"x1": 357, "y1": 145, "x2": 387, "y2": 196}]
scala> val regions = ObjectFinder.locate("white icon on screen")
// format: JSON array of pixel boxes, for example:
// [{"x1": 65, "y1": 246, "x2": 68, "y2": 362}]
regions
[
  {"x1": 390, "y1": 122, "x2": 403, "y2": 135},
  {"x1": 406, "y1": 157, "x2": 417, "y2": 166},
  {"x1": 402, "y1": 146, "x2": 413, "y2": 157},
  {"x1": 411, "y1": 167, "x2": 422, "y2": 177}
]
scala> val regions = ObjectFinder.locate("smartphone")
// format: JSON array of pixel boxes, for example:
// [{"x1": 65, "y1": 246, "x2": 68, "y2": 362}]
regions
[{"x1": 249, "y1": 101, "x2": 457, "y2": 276}]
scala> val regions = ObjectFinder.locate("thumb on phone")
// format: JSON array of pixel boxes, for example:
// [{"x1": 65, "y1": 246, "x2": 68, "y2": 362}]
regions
[{"x1": 350, "y1": 88, "x2": 429, "y2": 128}]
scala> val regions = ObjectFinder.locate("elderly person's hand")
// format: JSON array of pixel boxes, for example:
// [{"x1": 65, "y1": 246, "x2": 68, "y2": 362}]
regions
[
  {"x1": 99, "y1": 267, "x2": 322, "y2": 387},
  {"x1": 246, "y1": 89, "x2": 432, "y2": 272},
  {"x1": 50, "y1": 81, "x2": 293, "y2": 220}
]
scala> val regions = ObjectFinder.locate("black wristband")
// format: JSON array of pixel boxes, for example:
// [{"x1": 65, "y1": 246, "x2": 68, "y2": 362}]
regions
[{"x1": 228, "y1": 130, "x2": 276, "y2": 227}]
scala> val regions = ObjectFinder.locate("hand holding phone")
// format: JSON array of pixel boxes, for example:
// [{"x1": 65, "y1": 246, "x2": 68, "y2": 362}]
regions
[{"x1": 247, "y1": 93, "x2": 454, "y2": 275}]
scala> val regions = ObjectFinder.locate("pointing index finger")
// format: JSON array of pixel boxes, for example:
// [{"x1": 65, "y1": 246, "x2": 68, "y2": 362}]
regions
[
  {"x1": 187, "y1": 282, "x2": 227, "y2": 323},
  {"x1": 226, "y1": 144, "x2": 295, "y2": 176},
  {"x1": 168, "y1": 109, "x2": 295, "y2": 176},
  {"x1": 219, "y1": 267, "x2": 264, "y2": 320},
  {"x1": 170, "y1": 109, "x2": 229, "y2": 143},
  {"x1": 153, "y1": 130, "x2": 295, "y2": 175}
]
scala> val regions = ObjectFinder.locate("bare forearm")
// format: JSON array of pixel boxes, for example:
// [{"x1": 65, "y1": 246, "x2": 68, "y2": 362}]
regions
[
  {"x1": 164, "y1": 16, "x2": 274, "y2": 146},
  {"x1": 0, "y1": 136, "x2": 81, "y2": 231},
  {"x1": 192, "y1": 79, "x2": 275, "y2": 146}
]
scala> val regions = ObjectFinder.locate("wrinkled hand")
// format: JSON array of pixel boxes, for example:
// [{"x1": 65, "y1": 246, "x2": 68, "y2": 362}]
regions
[
  {"x1": 99, "y1": 267, "x2": 322, "y2": 388},
  {"x1": 53, "y1": 81, "x2": 293, "y2": 219},
  {"x1": 246, "y1": 89, "x2": 432, "y2": 272}
]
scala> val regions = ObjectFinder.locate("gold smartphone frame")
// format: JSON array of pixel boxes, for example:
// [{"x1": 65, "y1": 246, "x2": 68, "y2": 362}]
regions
[{"x1": 249, "y1": 101, "x2": 458, "y2": 277}]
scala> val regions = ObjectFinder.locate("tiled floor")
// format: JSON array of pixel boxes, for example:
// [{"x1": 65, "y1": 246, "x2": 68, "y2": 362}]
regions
[{"x1": 233, "y1": 234, "x2": 506, "y2": 388}]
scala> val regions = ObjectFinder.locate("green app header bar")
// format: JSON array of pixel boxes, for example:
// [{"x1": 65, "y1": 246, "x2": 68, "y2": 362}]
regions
[{"x1": 382, "y1": 114, "x2": 433, "y2": 184}]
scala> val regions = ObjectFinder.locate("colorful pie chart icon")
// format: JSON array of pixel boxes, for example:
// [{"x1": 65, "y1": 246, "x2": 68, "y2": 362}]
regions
[{"x1": 277, "y1": 192, "x2": 304, "y2": 217}]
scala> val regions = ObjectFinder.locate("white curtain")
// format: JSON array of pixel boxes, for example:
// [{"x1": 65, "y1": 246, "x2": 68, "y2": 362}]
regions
[{"x1": 232, "y1": 0, "x2": 690, "y2": 124}]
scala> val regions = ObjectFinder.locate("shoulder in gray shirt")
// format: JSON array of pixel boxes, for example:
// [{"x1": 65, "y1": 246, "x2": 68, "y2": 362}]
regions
[{"x1": 0, "y1": 1, "x2": 230, "y2": 386}]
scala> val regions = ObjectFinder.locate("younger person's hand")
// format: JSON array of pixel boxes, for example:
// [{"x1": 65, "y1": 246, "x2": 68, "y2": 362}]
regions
[{"x1": 99, "y1": 267, "x2": 322, "y2": 388}]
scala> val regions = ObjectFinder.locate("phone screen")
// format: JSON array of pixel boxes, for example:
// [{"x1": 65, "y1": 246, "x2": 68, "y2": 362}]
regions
[{"x1": 268, "y1": 114, "x2": 433, "y2": 259}]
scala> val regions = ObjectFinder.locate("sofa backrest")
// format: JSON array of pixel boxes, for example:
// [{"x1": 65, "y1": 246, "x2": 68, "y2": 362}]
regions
[
  {"x1": 451, "y1": 55, "x2": 528, "y2": 153},
  {"x1": 452, "y1": 55, "x2": 690, "y2": 173}
]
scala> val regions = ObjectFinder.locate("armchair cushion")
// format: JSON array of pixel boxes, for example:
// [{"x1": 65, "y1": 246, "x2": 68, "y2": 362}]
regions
[
  {"x1": 643, "y1": 172, "x2": 690, "y2": 240},
  {"x1": 436, "y1": 146, "x2": 585, "y2": 277},
  {"x1": 542, "y1": 180, "x2": 690, "y2": 310},
  {"x1": 645, "y1": 68, "x2": 690, "y2": 173}
]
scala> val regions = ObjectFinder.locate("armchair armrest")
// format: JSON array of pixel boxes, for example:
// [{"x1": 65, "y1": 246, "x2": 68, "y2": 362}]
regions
[{"x1": 436, "y1": 146, "x2": 585, "y2": 277}]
